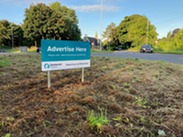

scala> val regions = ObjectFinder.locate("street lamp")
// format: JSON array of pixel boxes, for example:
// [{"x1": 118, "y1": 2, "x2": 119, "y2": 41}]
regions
[{"x1": 99, "y1": 0, "x2": 103, "y2": 51}]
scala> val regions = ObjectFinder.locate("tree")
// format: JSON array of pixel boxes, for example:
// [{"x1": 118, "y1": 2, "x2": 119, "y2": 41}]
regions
[
  {"x1": 13, "y1": 24, "x2": 27, "y2": 47},
  {"x1": 0, "y1": 20, "x2": 24, "y2": 47},
  {"x1": 49, "y1": 2, "x2": 81, "y2": 40},
  {"x1": 0, "y1": 20, "x2": 11, "y2": 46},
  {"x1": 117, "y1": 14, "x2": 158, "y2": 49},
  {"x1": 171, "y1": 28, "x2": 180, "y2": 38},
  {"x1": 172, "y1": 29, "x2": 183, "y2": 50},
  {"x1": 103, "y1": 22, "x2": 116, "y2": 41},
  {"x1": 22, "y1": 3, "x2": 52, "y2": 46},
  {"x1": 22, "y1": 2, "x2": 81, "y2": 47},
  {"x1": 167, "y1": 31, "x2": 171, "y2": 39},
  {"x1": 103, "y1": 22, "x2": 119, "y2": 50}
]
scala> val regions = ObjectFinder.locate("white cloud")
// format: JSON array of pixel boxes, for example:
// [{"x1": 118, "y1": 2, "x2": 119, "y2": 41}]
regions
[
  {"x1": 0, "y1": 0, "x2": 55, "y2": 6},
  {"x1": 0, "y1": 0, "x2": 122, "y2": 12},
  {"x1": 71, "y1": 4, "x2": 120, "y2": 12},
  {"x1": 24, "y1": 0, "x2": 55, "y2": 4}
]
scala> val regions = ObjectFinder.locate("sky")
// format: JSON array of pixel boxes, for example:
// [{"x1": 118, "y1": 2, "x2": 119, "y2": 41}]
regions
[{"x1": 0, "y1": 0, "x2": 183, "y2": 39}]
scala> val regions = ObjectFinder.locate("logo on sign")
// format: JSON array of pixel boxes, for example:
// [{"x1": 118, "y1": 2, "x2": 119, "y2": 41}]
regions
[{"x1": 44, "y1": 63, "x2": 50, "y2": 69}]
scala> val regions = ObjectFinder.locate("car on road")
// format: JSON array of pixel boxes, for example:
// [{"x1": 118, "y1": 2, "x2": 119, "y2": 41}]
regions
[{"x1": 140, "y1": 44, "x2": 153, "y2": 53}]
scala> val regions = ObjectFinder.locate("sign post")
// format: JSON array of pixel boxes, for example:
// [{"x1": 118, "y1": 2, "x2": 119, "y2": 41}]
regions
[
  {"x1": 41, "y1": 40, "x2": 91, "y2": 88},
  {"x1": 48, "y1": 71, "x2": 51, "y2": 88},
  {"x1": 82, "y1": 68, "x2": 84, "y2": 82}
]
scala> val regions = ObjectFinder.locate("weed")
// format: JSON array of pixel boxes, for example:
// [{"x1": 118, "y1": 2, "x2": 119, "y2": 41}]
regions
[
  {"x1": 112, "y1": 116, "x2": 122, "y2": 122},
  {"x1": 0, "y1": 117, "x2": 14, "y2": 129},
  {"x1": 123, "y1": 82, "x2": 131, "y2": 88},
  {"x1": 111, "y1": 84, "x2": 119, "y2": 90},
  {"x1": 43, "y1": 120, "x2": 52, "y2": 128},
  {"x1": 87, "y1": 109, "x2": 109, "y2": 132},
  {"x1": 132, "y1": 76, "x2": 141, "y2": 83},
  {"x1": 133, "y1": 97, "x2": 148, "y2": 108},
  {"x1": 6, "y1": 117, "x2": 15, "y2": 121},
  {"x1": 2, "y1": 133, "x2": 11, "y2": 137},
  {"x1": 0, "y1": 120, "x2": 5, "y2": 128},
  {"x1": 113, "y1": 116, "x2": 123, "y2": 128},
  {"x1": 124, "y1": 88, "x2": 130, "y2": 93}
]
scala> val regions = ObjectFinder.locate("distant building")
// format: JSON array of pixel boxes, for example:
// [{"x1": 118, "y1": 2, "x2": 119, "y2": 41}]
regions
[{"x1": 83, "y1": 35, "x2": 100, "y2": 48}]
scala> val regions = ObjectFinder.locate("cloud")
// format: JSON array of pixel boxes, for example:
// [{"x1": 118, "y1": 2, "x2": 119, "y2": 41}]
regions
[
  {"x1": 24, "y1": 0, "x2": 55, "y2": 4},
  {"x1": 0, "y1": 0, "x2": 55, "y2": 6},
  {"x1": 71, "y1": 4, "x2": 120, "y2": 12}
]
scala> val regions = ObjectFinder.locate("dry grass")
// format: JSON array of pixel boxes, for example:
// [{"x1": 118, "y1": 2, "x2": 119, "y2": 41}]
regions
[{"x1": 0, "y1": 53, "x2": 183, "y2": 137}]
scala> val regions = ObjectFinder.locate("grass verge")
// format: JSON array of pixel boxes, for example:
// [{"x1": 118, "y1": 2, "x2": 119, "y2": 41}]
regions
[{"x1": 0, "y1": 54, "x2": 183, "y2": 136}]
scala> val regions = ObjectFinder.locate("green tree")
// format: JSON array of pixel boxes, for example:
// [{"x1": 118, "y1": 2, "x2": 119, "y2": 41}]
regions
[
  {"x1": 22, "y1": 3, "x2": 52, "y2": 46},
  {"x1": 49, "y1": 2, "x2": 81, "y2": 40},
  {"x1": 22, "y1": 2, "x2": 81, "y2": 47},
  {"x1": 103, "y1": 22, "x2": 116, "y2": 41},
  {"x1": 0, "y1": 20, "x2": 11, "y2": 46},
  {"x1": 171, "y1": 28, "x2": 180, "y2": 38},
  {"x1": 157, "y1": 28, "x2": 183, "y2": 52},
  {"x1": 13, "y1": 24, "x2": 27, "y2": 47},
  {"x1": 172, "y1": 29, "x2": 183, "y2": 50},
  {"x1": 0, "y1": 20, "x2": 24, "y2": 47},
  {"x1": 103, "y1": 22, "x2": 119, "y2": 50},
  {"x1": 117, "y1": 14, "x2": 158, "y2": 49}
]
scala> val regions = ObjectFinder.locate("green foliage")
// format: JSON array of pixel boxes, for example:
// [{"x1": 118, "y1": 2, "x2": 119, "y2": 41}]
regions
[
  {"x1": 0, "y1": 20, "x2": 12, "y2": 46},
  {"x1": 43, "y1": 120, "x2": 52, "y2": 128},
  {"x1": 87, "y1": 110, "x2": 109, "y2": 131},
  {"x1": 0, "y1": 117, "x2": 14, "y2": 137},
  {"x1": 103, "y1": 23, "x2": 119, "y2": 50},
  {"x1": 117, "y1": 14, "x2": 158, "y2": 49},
  {"x1": 22, "y1": 2, "x2": 81, "y2": 46},
  {"x1": 0, "y1": 20, "x2": 11, "y2": 41},
  {"x1": 22, "y1": 3, "x2": 52, "y2": 46},
  {"x1": 123, "y1": 82, "x2": 131, "y2": 88},
  {"x1": 103, "y1": 23, "x2": 118, "y2": 43},
  {"x1": 2, "y1": 133, "x2": 11, "y2": 137},
  {"x1": 112, "y1": 116, "x2": 123, "y2": 128},
  {"x1": 133, "y1": 97, "x2": 148, "y2": 108},
  {"x1": 0, "y1": 20, "x2": 27, "y2": 47},
  {"x1": 156, "y1": 28, "x2": 183, "y2": 53}
]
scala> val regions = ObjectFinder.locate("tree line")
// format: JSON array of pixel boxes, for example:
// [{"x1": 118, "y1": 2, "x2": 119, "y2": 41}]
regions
[
  {"x1": 156, "y1": 28, "x2": 183, "y2": 52},
  {"x1": 0, "y1": 2, "x2": 183, "y2": 52},
  {"x1": 0, "y1": 2, "x2": 81, "y2": 47},
  {"x1": 103, "y1": 14, "x2": 183, "y2": 52}
]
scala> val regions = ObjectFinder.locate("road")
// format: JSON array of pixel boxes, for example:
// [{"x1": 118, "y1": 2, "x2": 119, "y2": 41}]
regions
[
  {"x1": 1, "y1": 51, "x2": 183, "y2": 65},
  {"x1": 92, "y1": 51, "x2": 183, "y2": 64}
]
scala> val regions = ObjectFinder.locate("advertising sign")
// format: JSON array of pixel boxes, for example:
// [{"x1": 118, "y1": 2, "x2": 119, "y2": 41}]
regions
[{"x1": 41, "y1": 40, "x2": 90, "y2": 71}]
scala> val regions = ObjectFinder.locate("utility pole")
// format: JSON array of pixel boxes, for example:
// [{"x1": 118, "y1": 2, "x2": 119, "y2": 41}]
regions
[{"x1": 99, "y1": 0, "x2": 103, "y2": 51}]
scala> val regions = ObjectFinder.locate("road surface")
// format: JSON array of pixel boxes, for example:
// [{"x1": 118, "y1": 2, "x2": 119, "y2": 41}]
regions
[
  {"x1": 91, "y1": 51, "x2": 183, "y2": 64},
  {"x1": 1, "y1": 51, "x2": 183, "y2": 65}
]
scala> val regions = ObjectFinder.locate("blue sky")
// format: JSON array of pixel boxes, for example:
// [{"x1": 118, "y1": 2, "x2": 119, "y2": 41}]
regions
[{"x1": 0, "y1": 0, "x2": 183, "y2": 38}]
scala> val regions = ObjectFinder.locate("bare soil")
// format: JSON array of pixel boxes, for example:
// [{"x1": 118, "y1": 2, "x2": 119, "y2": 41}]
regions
[{"x1": 0, "y1": 53, "x2": 183, "y2": 137}]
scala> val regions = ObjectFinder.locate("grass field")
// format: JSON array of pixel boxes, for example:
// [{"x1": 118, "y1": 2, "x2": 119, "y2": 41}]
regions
[{"x1": 0, "y1": 53, "x2": 183, "y2": 137}]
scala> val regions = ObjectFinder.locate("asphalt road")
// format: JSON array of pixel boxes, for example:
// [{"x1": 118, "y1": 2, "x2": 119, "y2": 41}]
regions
[
  {"x1": 1, "y1": 51, "x2": 183, "y2": 65},
  {"x1": 92, "y1": 51, "x2": 183, "y2": 64}
]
